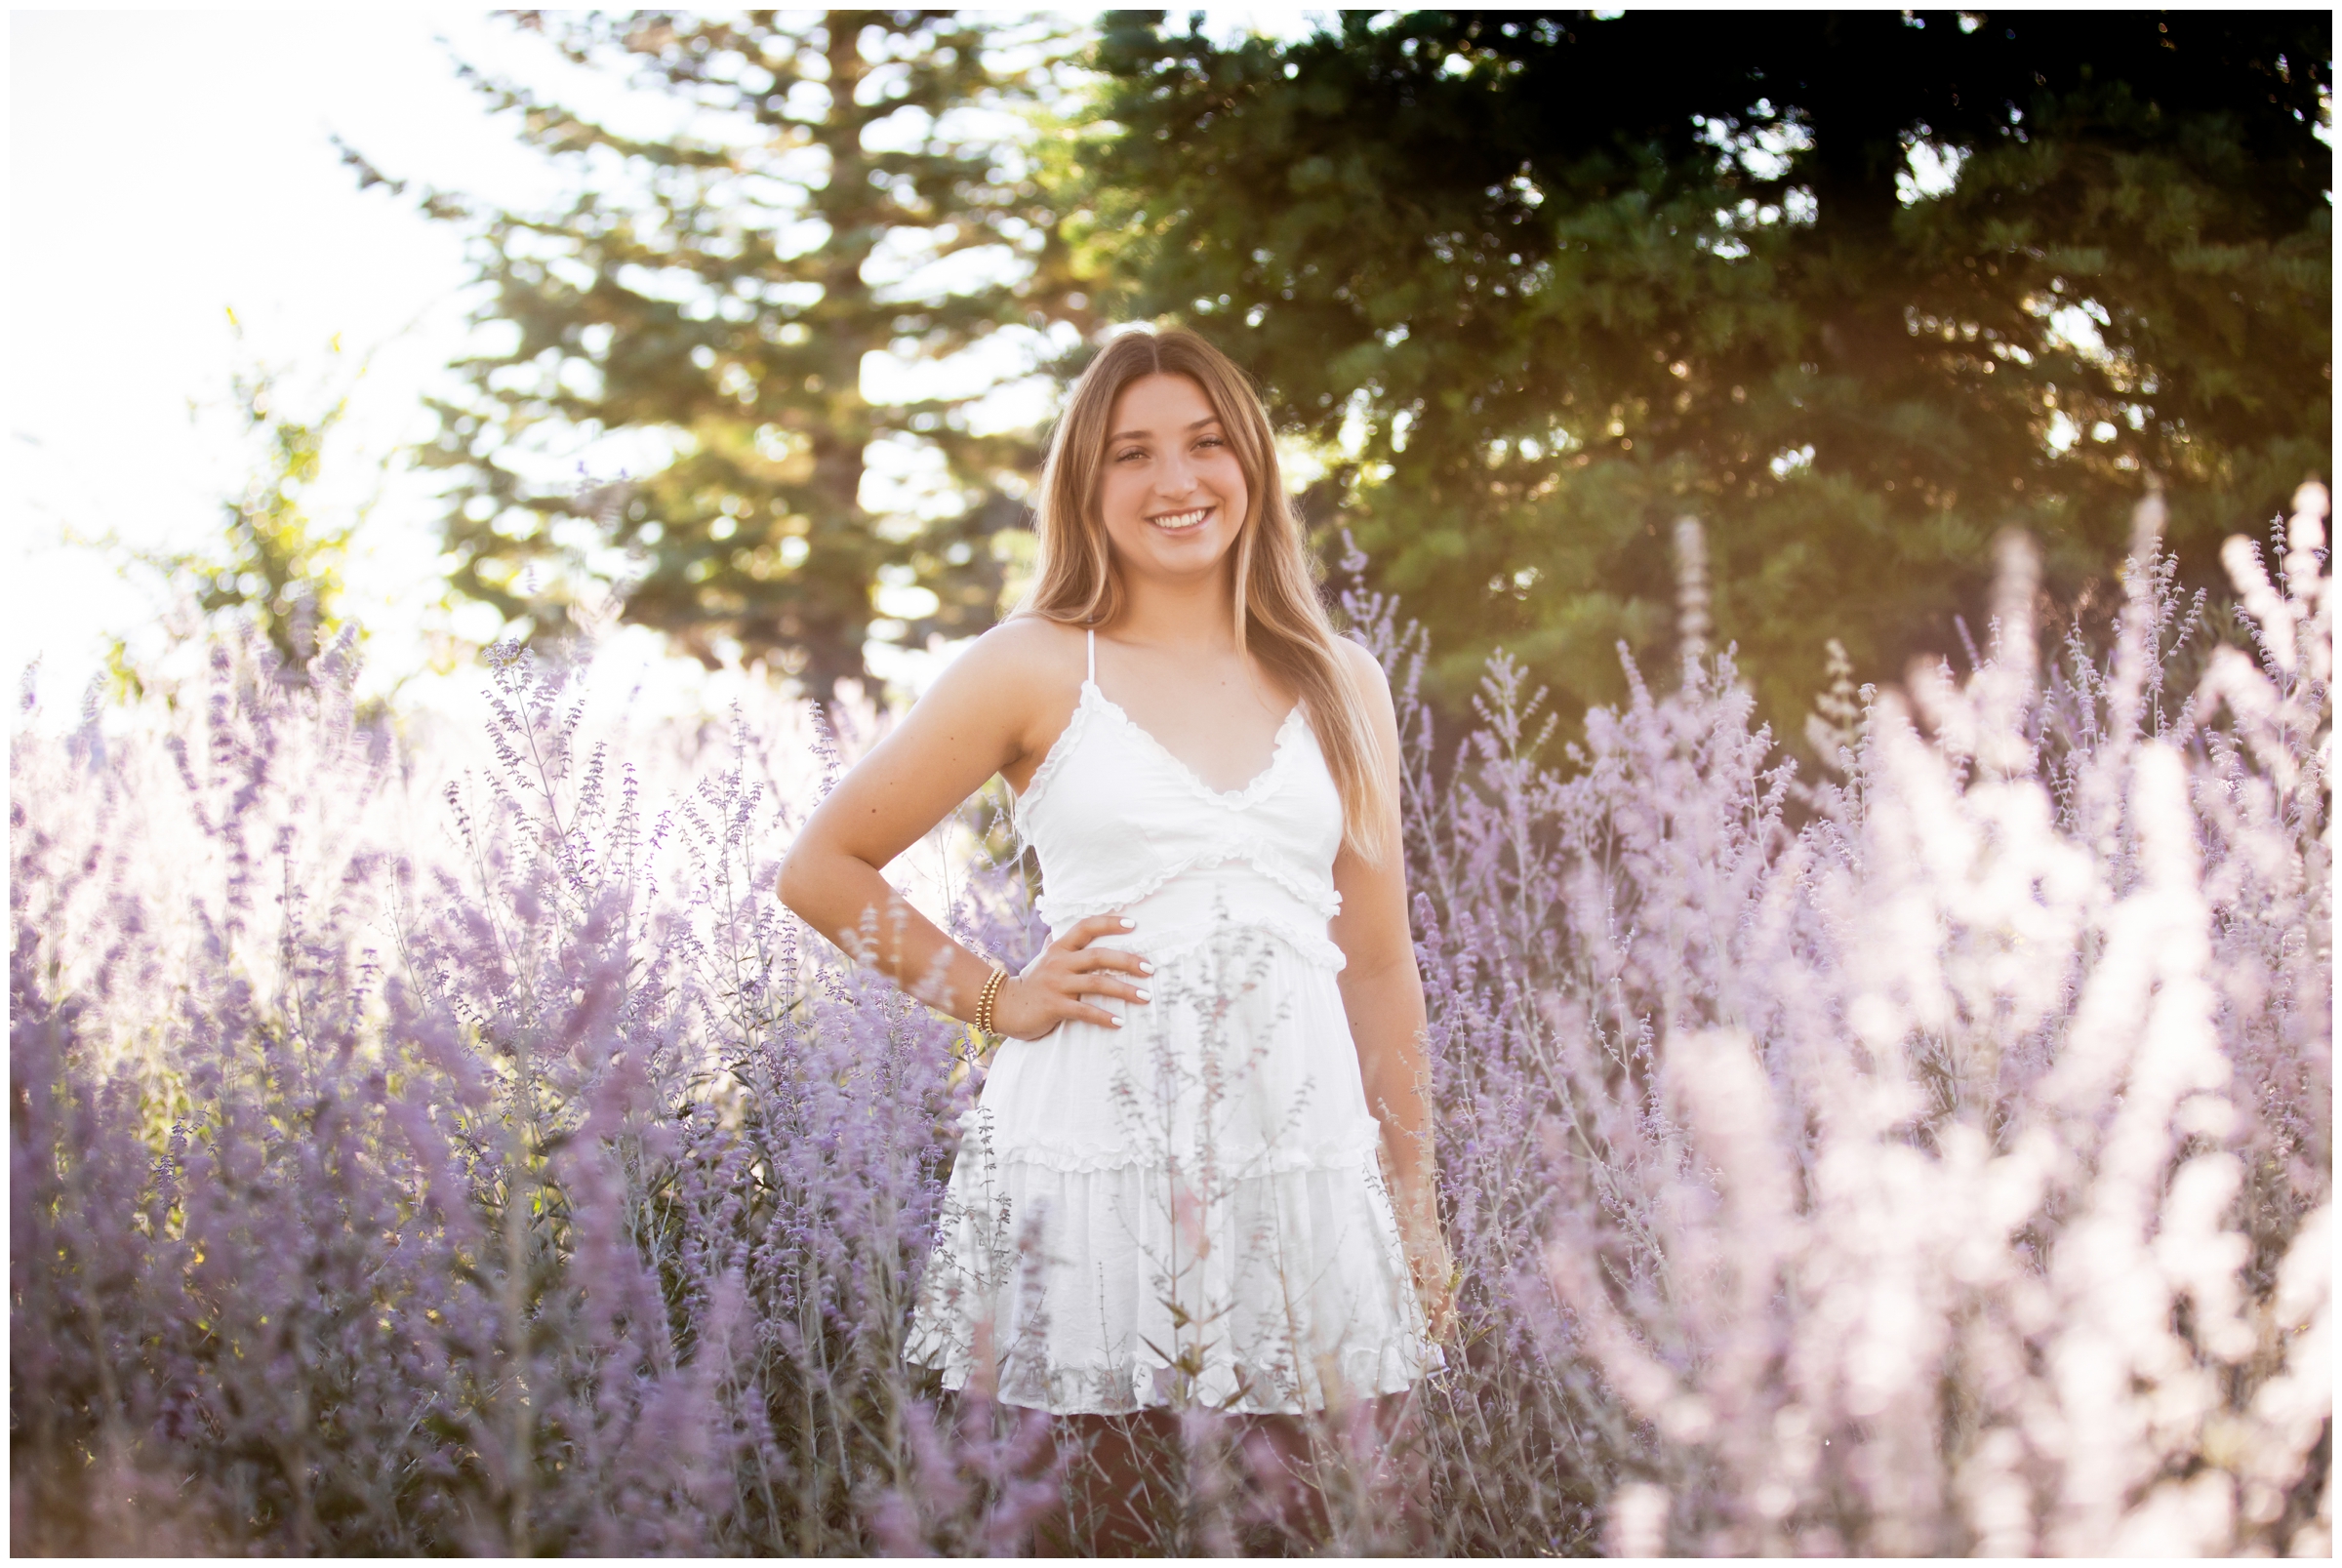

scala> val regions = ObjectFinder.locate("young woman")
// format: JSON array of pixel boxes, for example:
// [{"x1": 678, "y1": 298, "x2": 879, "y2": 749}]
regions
[{"x1": 778, "y1": 327, "x2": 1449, "y2": 1528}]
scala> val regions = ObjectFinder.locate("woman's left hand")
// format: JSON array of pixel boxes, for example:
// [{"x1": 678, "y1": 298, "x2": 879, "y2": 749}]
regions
[{"x1": 1400, "y1": 1207, "x2": 1457, "y2": 1342}]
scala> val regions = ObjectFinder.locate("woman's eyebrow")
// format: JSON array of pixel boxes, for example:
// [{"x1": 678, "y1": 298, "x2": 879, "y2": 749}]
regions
[{"x1": 1107, "y1": 415, "x2": 1223, "y2": 443}]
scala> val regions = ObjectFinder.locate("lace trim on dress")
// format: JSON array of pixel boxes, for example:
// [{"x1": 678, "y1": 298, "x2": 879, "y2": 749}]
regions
[
  {"x1": 1014, "y1": 682, "x2": 1309, "y2": 835},
  {"x1": 1036, "y1": 843, "x2": 1342, "y2": 932},
  {"x1": 1010, "y1": 683, "x2": 1103, "y2": 834},
  {"x1": 1099, "y1": 914, "x2": 1346, "y2": 971},
  {"x1": 1084, "y1": 685, "x2": 1308, "y2": 810}
]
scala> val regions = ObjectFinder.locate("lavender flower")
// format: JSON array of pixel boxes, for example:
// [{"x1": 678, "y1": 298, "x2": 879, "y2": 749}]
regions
[{"x1": 12, "y1": 490, "x2": 2327, "y2": 1553}]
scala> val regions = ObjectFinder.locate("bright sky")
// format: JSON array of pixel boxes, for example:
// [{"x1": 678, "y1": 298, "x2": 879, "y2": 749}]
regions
[
  {"x1": 7, "y1": 9, "x2": 1327, "y2": 728},
  {"x1": 9, "y1": 12, "x2": 585, "y2": 720}
]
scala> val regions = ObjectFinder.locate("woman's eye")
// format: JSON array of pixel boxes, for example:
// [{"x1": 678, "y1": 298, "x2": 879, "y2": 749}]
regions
[
  {"x1": 1115, "y1": 447, "x2": 1146, "y2": 462},
  {"x1": 1196, "y1": 435, "x2": 1225, "y2": 451}
]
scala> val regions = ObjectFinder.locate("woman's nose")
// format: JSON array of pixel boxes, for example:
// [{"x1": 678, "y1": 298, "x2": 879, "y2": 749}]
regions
[{"x1": 1154, "y1": 452, "x2": 1197, "y2": 498}]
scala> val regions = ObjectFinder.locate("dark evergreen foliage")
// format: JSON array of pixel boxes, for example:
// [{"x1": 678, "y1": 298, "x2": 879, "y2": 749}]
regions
[
  {"x1": 375, "y1": 12, "x2": 1087, "y2": 695},
  {"x1": 1087, "y1": 10, "x2": 2332, "y2": 726}
]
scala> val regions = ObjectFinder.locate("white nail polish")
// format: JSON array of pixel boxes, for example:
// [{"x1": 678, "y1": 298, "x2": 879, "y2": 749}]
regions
[
  {"x1": 1135, "y1": 989, "x2": 1151, "y2": 1002},
  {"x1": 1118, "y1": 918, "x2": 1136, "y2": 930},
  {"x1": 1138, "y1": 960, "x2": 1154, "y2": 975},
  {"x1": 1110, "y1": 1017, "x2": 1123, "y2": 1028}
]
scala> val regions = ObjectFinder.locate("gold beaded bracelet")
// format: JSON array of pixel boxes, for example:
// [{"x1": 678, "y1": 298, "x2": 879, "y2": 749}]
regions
[{"x1": 972, "y1": 961, "x2": 1008, "y2": 1038}]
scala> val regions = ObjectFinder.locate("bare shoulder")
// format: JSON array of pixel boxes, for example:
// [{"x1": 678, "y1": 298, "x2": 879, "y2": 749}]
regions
[
  {"x1": 919, "y1": 614, "x2": 1087, "y2": 748},
  {"x1": 960, "y1": 613, "x2": 1086, "y2": 688},
  {"x1": 1332, "y1": 634, "x2": 1395, "y2": 709},
  {"x1": 943, "y1": 614, "x2": 1086, "y2": 691}
]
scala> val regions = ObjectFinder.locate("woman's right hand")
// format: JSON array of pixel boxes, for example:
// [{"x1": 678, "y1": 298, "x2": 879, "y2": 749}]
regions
[{"x1": 990, "y1": 915, "x2": 1154, "y2": 1039}]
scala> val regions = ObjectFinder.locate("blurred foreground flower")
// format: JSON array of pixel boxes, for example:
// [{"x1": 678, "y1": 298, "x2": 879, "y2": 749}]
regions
[{"x1": 12, "y1": 491, "x2": 2328, "y2": 1553}]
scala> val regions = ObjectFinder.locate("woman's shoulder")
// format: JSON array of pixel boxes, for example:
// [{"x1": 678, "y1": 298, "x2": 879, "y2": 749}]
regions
[
  {"x1": 954, "y1": 614, "x2": 1085, "y2": 679},
  {"x1": 1330, "y1": 634, "x2": 1393, "y2": 701},
  {"x1": 925, "y1": 615, "x2": 1086, "y2": 714}
]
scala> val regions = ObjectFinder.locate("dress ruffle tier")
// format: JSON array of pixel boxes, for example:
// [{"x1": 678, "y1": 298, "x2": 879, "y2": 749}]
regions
[
  {"x1": 906, "y1": 916, "x2": 1438, "y2": 1415},
  {"x1": 905, "y1": 636, "x2": 1439, "y2": 1416}
]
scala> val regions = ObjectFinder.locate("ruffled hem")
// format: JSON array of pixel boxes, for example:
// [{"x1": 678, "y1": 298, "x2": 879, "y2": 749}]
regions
[
  {"x1": 908, "y1": 1330, "x2": 1441, "y2": 1417},
  {"x1": 906, "y1": 1147, "x2": 1439, "y2": 1417},
  {"x1": 980, "y1": 1132, "x2": 1385, "y2": 1177}
]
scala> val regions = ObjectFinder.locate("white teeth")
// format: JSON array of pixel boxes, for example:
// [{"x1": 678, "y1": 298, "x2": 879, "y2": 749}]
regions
[{"x1": 1151, "y1": 507, "x2": 1210, "y2": 531}]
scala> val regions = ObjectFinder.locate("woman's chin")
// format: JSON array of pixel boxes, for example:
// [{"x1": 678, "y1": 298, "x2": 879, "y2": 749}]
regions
[
  {"x1": 1134, "y1": 534, "x2": 1235, "y2": 580},
  {"x1": 1110, "y1": 522, "x2": 1235, "y2": 579}
]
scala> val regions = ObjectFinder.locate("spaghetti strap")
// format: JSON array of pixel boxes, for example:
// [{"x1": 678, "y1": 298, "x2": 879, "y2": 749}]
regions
[{"x1": 906, "y1": 604, "x2": 1437, "y2": 1416}]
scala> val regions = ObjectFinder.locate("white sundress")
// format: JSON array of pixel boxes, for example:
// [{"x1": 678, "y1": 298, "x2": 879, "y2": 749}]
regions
[{"x1": 906, "y1": 629, "x2": 1439, "y2": 1416}]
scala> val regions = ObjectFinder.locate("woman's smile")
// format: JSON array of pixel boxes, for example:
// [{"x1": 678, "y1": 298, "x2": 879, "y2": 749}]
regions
[{"x1": 1096, "y1": 371, "x2": 1251, "y2": 577}]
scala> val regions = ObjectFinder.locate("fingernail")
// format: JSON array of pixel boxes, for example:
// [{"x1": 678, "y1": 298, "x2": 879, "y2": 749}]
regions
[
  {"x1": 1135, "y1": 989, "x2": 1151, "y2": 1002},
  {"x1": 1138, "y1": 959, "x2": 1154, "y2": 974},
  {"x1": 1118, "y1": 918, "x2": 1136, "y2": 929},
  {"x1": 1110, "y1": 1017, "x2": 1123, "y2": 1028}
]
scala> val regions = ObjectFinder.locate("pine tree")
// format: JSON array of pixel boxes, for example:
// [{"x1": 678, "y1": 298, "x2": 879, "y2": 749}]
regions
[
  {"x1": 1088, "y1": 11, "x2": 2331, "y2": 728},
  {"x1": 363, "y1": 11, "x2": 1087, "y2": 695}
]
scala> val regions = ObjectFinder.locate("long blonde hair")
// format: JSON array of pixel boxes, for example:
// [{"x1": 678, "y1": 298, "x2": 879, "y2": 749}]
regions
[{"x1": 1020, "y1": 327, "x2": 1396, "y2": 864}]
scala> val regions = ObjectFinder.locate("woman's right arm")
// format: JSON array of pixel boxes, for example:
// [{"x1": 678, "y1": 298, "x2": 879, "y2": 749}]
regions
[{"x1": 776, "y1": 622, "x2": 1150, "y2": 1039}]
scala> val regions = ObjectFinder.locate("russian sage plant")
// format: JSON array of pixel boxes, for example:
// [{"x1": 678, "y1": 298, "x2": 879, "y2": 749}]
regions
[
  {"x1": 12, "y1": 490, "x2": 2329, "y2": 1554},
  {"x1": 1344, "y1": 490, "x2": 2330, "y2": 1554}
]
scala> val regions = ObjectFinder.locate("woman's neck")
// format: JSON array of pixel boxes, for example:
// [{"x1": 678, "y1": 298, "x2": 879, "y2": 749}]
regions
[{"x1": 1106, "y1": 560, "x2": 1241, "y2": 653}]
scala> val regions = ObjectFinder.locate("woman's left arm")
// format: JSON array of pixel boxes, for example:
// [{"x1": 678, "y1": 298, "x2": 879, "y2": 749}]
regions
[{"x1": 1327, "y1": 639, "x2": 1452, "y2": 1335}]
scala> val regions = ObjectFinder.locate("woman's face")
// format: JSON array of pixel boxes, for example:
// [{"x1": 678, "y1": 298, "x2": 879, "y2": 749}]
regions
[{"x1": 1094, "y1": 372, "x2": 1250, "y2": 589}]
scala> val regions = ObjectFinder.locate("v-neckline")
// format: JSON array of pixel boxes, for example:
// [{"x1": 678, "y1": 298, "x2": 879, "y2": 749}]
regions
[{"x1": 1077, "y1": 680, "x2": 1304, "y2": 806}]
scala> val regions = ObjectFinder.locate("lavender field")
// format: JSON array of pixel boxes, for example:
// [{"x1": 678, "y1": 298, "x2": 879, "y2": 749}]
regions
[{"x1": 12, "y1": 495, "x2": 2330, "y2": 1555}]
